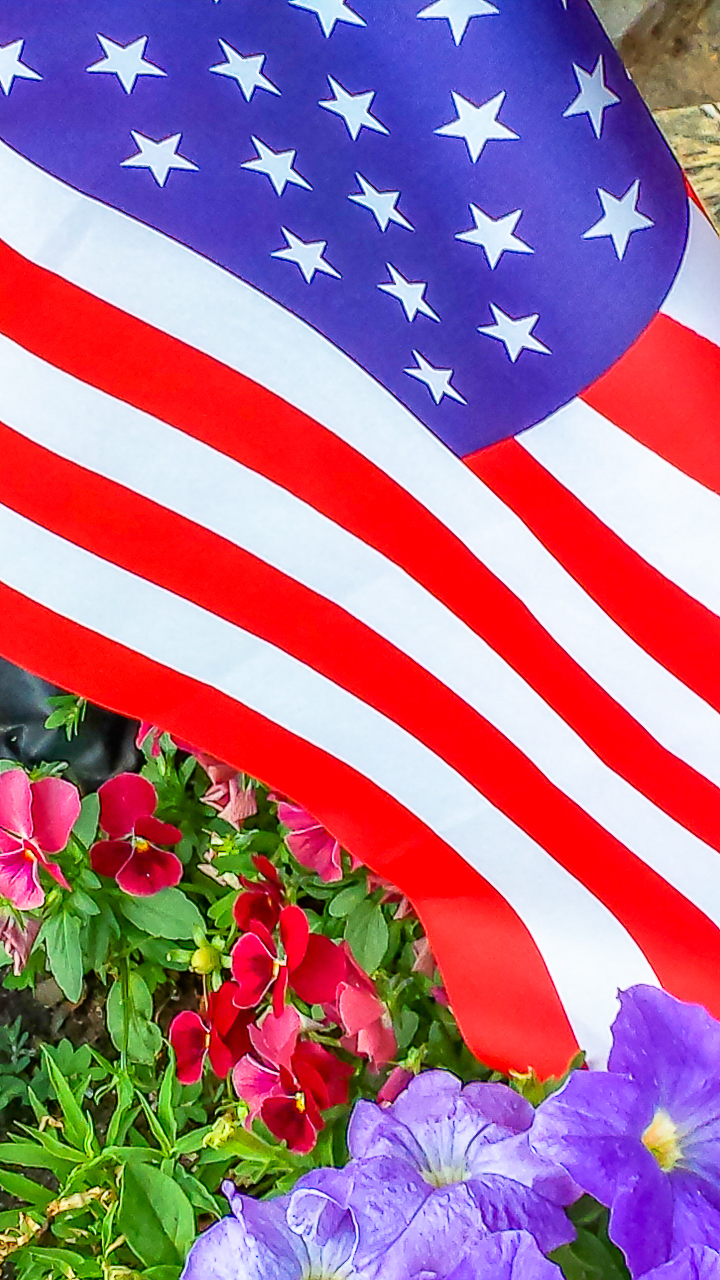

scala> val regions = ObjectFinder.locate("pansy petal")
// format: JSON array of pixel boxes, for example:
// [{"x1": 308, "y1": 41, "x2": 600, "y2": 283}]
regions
[
  {"x1": 116, "y1": 845, "x2": 183, "y2": 896},
  {"x1": 0, "y1": 768, "x2": 32, "y2": 840},
  {"x1": 232, "y1": 1055, "x2": 281, "y2": 1120},
  {"x1": 0, "y1": 849, "x2": 44, "y2": 909},
  {"x1": 40, "y1": 857, "x2": 71, "y2": 891},
  {"x1": 280, "y1": 905, "x2": 309, "y2": 972},
  {"x1": 233, "y1": 887, "x2": 282, "y2": 935},
  {"x1": 291, "y1": 934, "x2": 347, "y2": 1004},
  {"x1": 135, "y1": 814, "x2": 182, "y2": 846},
  {"x1": 207, "y1": 983, "x2": 253, "y2": 1076},
  {"x1": 230, "y1": 933, "x2": 276, "y2": 1008},
  {"x1": 169, "y1": 1011, "x2": 209, "y2": 1085},
  {"x1": 250, "y1": 1005, "x2": 301, "y2": 1072},
  {"x1": 293, "y1": 1042, "x2": 354, "y2": 1109},
  {"x1": 99, "y1": 773, "x2": 156, "y2": 838},
  {"x1": 262, "y1": 1094, "x2": 319, "y2": 1154},
  {"x1": 30, "y1": 777, "x2": 81, "y2": 854},
  {"x1": 90, "y1": 839, "x2": 132, "y2": 879}
]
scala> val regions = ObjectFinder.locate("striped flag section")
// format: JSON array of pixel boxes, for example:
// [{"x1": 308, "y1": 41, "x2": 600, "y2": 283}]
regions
[{"x1": 1, "y1": 124, "x2": 720, "y2": 1073}]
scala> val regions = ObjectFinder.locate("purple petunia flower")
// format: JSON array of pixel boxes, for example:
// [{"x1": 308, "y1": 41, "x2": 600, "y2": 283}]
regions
[
  {"x1": 638, "y1": 1247, "x2": 720, "y2": 1280},
  {"x1": 344, "y1": 1070, "x2": 578, "y2": 1256},
  {"x1": 530, "y1": 986, "x2": 720, "y2": 1278},
  {"x1": 180, "y1": 1178, "x2": 564, "y2": 1280}
]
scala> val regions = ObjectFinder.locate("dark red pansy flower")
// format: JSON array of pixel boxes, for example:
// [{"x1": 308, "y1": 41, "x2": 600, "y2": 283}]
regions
[
  {"x1": 230, "y1": 904, "x2": 347, "y2": 1014},
  {"x1": 91, "y1": 773, "x2": 183, "y2": 897},
  {"x1": 169, "y1": 981, "x2": 253, "y2": 1084},
  {"x1": 233, "y1": 856, "x2": 284, "y2": 934}
]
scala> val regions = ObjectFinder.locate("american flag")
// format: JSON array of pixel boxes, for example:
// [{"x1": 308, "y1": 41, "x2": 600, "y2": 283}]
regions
[{"x1": 0, "y1": 0, "x2": 717, "y2": 1076}]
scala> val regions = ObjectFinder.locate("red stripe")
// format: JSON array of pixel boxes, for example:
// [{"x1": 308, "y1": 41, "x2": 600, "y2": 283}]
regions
[
  {"x1": 4, "y1": 424, "x2": 720, "y2": 1007},
  {"x1": 0, "y1": 243, "x2": 718, "y2": 861},
  {"x1": 467, "y1": 437, "x2": 720, "y2": 718},
  {"x1": 0, "y1": 577, "x2": 579, "y2": 1077},
  {"x1": 582, "y1": 310, "x2": 720, "y2": 496}
]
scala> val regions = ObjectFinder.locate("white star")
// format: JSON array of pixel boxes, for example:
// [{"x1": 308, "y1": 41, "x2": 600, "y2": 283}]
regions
[
  {"x1": 86, "y1": 35, "x2": 165, "y2": 94},
  {"x1": 456, "y1": 204, "x2": 533, "y2": 268},
  {"x1": 271, "y1": 228, "x2": 341, "y2": 283},
  {"x1": 583, "y1": 180, "x2": 654, "y2": 259},
  {"x1": 436, "y1": 90, "x2": 517, "y2": 163},
  {"x1": 379, "y1": 265, "x2": 439, "y2": 322},
  {"x1": 121, "y1": 132, "x2": 198, "y2": 187},
  {"x1": 417, "y1": 0, "x2": 498, "y2": 45},
  {"x1": 563, "y1": 56, "x2": 619, "y2": 138},
  {"x1": 289, "y1": 0, "x2": 366, "y2": 37},
  {"x1": 320, "y1": 77, "x2": 388, "y2": 140},
  {"x1": 242, "y1": 137, "x2": 311, "y2": 196},
  {"x1": 209, "y1": 41, "x2": 279, "y2": 101},
  {"x1": 0, "y1": 40, "x2": 41, "y2": 95},
  {"x1": 405, "y1": 351, "x2": 466, "y2": 404},
  {"x1": 349, "y1": 174, "x2": 413, "y2": 232},
  {"x1": 478, "y1": 304, "x2": 551, "y2": 362}
]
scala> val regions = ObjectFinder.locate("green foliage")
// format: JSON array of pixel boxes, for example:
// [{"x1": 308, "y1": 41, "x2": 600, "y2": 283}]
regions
[{"x1": 43, "y1": 694, "x2": 87, "y2": 740}]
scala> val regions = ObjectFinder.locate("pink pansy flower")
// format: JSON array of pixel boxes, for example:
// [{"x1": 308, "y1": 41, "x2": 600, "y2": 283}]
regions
[
  {"x1": 326, "y1": 942, "x2": 397, "y2": 1071},
  {"x1": 202, "y1": 775, "x2": 257, "y2": 830},
  {"x1": 90, "y1": 773, "x2": 183, "y2": 897},
  {"x1": 0, "y1": 909, "x2": 41, "y2": 974},
  {"x1": 377, "y1": 1066, "x2": 414, "y2": 1107},
  {"x1": 0, "y1": 770, "x2": 79, "y2": 910},
  {"x1": 277, "y1": 800, "x2": 359, "y2": 883},
  {"x1": 135, "y1": 721, "x2": 163, "y2": 758}
]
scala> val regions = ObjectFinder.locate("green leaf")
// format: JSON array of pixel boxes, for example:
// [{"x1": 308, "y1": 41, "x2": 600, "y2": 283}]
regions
[
  {"x1": 42, "y1": 911, "x2": 83, "y2": 1003},
  {"x1": 0, "y1": 1141, "x2": 77, "y2": 1176},
  {"x1": 328, "y1": 882, "x2": 367, "y2": 918},
  {"x1": 106, "y1": 973, "x2": 162, "y2": 1065},
  {"x1": 344, "y1": 900, "x2": 389, "y2": 973},
  {"x1": 551, "y1": 1228, "x2": 630, "y2": 1280},
  {"x1": 143, "y1": 1269, "x2": 183, "y2": 1280},
  {"x1": 106, "y1": 1071, "x2": 134, "y2": 1146},
  {"x1": 174, "y1": 1166, "x2": 222, "y2": 1219},
  {"x1": 84, "y1": 907, "x2": 115, "y2": 973},
  {"x1": 73, "y1": 792, "x2": 100, "y2": 848},
  {"x1": 41, "y1": 1047, "x2": 91, "y2": 1151},
  {"x1": 0, "y1": 1168, "x2": 54, "y2": 1209},
  {"x1": 118, "y1": 888, "x2": 203, "y2": 940},
  {"x1": 158, "y1": 1059, "x2": 178, "y2": 1146},
  {"x1": 119, "y1": 1162, "x2": 195, "y2": 1268}
]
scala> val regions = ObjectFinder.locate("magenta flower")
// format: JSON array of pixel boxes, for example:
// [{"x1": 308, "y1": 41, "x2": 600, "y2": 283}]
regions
[
  {"x1": 531, "y1": 986, "x2": 720, "y2": 1277},
  {"x1": 277, "y1": 800, "x2": 350, "y2": 883},
  {"x1": 326, "y1": 943, "x2": 397, "y2": 1071},
  {"x1": 203, "y1": 775, "x2": 257, "y2": 830},
  {"x1": 90, "y1": 773, "x2": 183, "y2": 897},
  {"x1": 0, "y1": 909, "x2": 40, "y2": 974},
  {"x1": 0, "y1": 770, "x2": 79, "y2": 909}
]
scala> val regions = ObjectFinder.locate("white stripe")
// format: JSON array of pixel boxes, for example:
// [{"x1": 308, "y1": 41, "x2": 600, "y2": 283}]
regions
[
  {"x1": 0, "y1": 148, "x2": 714, "y2": 802},
  {"x1": 0, "y1": 501, "x2": 658, "y2": 1063},
  {"x1": 661, "y1": 201, "x2": 720, "y2": 350},
  {"x1": 519, "y1": 397, "x2": 720, "y2": 623},
  {"x1": 5, "y1": 333, "x2": 720, "y2": 928}
]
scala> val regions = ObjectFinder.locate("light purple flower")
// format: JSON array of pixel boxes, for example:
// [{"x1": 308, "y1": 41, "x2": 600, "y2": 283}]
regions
[
  {"x1": 530, "y1": 986, "x2": 720, "y2": 1278},
  {"x1": 639, "y1": 1246, "x2": 720, "y2": 1280},
  {"x1": 345, "y1": 1069, "x2": 578, "y2": 1255},
  {"x1": 417, "y1": 1230, "x2": 565, "y2": 1280}
]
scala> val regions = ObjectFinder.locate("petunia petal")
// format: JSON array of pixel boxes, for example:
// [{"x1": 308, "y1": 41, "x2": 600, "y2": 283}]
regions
[
  {"x1": 30, "y1": 777, "x2": 81, "y2": 854},
  {"x1": 116, "y1": 845, "x2": 183, "y2": 897},
  {"x1": 0, "y1": 849, "x2": 44, "y2": 910},
  {"x1": 135, "y1": 814, "x2": 182, "y2": 846},
  {"x1": 180, "y1": 1197, "x2": 304, "y2": 1280},
  {"x1": 430, "y1": 1229, "x2": 565, "y2": 1280},
  {"x1": 0, "y1": 769, "x2": 32, "y2": 840},
  {"x1": 670, "y1": 1173, "x2": 720, "y2": 1261},
  {"x1": 99, "y1": 773, "x2": 157, "y2": 839},
  {"x1": 466, "y1": 1175, "x2": 576, "y2": 1253},
  {"x1": 640, "y1": 1245, "x2": 720, "y2": 1280},
  {"x1": 169, "y1": 1010, "x2": 209, "y2": 1085},
  {"x1": 90, "y1": 839, "x2": 132, "y2": 879},
  {"x1": 606, "y1": 1156, "x2": 674, "y2": 1277}
]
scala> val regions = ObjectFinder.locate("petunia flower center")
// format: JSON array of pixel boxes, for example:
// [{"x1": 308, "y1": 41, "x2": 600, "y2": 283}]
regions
[{"x1": 642, "y1": 1108, "x2": 683, "y2": 1171}]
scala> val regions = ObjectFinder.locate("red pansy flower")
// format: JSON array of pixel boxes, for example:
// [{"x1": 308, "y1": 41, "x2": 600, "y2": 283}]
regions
[
  {"x1": 90, "y1": 773, "x2": 183, "y2": 897},
  {"x1": 169, "y1": 981, "x2": 253, "y2": 1084},
  {"x1": 232, "y1": 856, "x2": 284, "y2": 934},
  {"x1": 230, "y1": 904, "x2": 346, "y2": 1014}
]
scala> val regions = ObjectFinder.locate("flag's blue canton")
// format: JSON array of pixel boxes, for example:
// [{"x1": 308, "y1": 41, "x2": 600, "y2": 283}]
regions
[{"x1": 0, "y1": 0, "x2": 687, "y2": 456}]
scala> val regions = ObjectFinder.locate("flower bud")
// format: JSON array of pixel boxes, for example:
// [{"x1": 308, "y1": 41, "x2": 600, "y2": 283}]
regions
[{"x1": 190, "y1": 943, "x2": 222, "y2": 974}]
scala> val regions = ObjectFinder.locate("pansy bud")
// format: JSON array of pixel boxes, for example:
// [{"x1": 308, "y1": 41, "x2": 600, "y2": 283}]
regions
[{"x1": 191, "y1": 942, "x2": 222, "y2": 974}]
